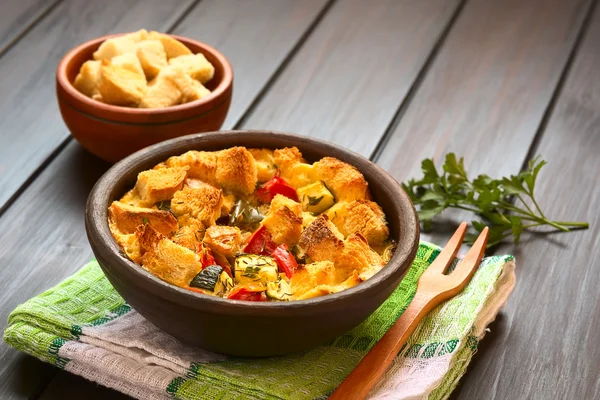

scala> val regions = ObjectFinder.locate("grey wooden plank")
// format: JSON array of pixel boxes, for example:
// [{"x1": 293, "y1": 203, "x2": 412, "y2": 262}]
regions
[
  {"x1": 240, "y1": 0, "x2": 462, "y2": 155},
  {"x1": 173, "y1": 0, "x2": 330, "y2": 129},
  {"x1": 374, "y1": 0, "x2": 593, "y2": 245},
  {"x1": 0, "y1": 2, "x2": 199, "y2": 397},
  {"x1": 454, "y1": 5, "x2": 600, "y2": 398},
  {"x1": 0, "y1": 0, "x2": 58, "y2": 54},
  {"x1": 0, "y1": 1, "x2": 331, "y2": 398},
  {"x1": 0, "y1": 0, "x2": 196, "y2": 213}
]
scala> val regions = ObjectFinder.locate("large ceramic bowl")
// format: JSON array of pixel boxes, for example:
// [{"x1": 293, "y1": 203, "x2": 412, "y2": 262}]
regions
[
  {"x1": 86, "y1": 131, "x2": 419, "y2": 356},
  {"x1": 56, "y1": 33, "x2": 233, "y2": 163}
]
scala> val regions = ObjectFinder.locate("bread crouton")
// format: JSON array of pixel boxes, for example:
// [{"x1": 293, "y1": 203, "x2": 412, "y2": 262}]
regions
[
  {"x1": 172, "y1": 224, "x2": 204, "y2": 251},
  {"x1": 118, "y1": 188, "x2": 146, "y2": 207},
  {"x1": 93, "y1": 33, "x2": 140, "y2": 61},
  {"x1": 203, "y1": 225, "x2": 242, "y2": 257},
  {"x1": 221, "y1": 193, "x2": 236, "y2": 216},
  {"x1": 335, "y1": 233, "x2": 384, "y2": 281},
  {"x1": 171, "y1": 184, "x2": 223, "y2": 227},
  {"x1": 139, "y1": 73, "x2": 181, "y2": 109},
  {"x1": 215, "y1": 147, "x2": 258, "y2": 195},
  {"x1": 261, "y1": 195, "x2": 303, "y2": 246},
  {"x1": 326, "y1": 200, "x2": 389, "y2": 245},
  {"x1": 249, "y1": 148, "x2": 277, "y2": 182},
  {"x1": 138, "y1": 224, "x2": 202, "y2": 287},
  {"x1": 182, "y1": 79, "x2": 211, "y2": 103},
  {"x1": 135, "y1": 40, "x2": 167, "y2": 80},
  {"x1": 165, "y1": 151, "x2": 218, "y2": 184},
  {"x1": 134, "y1": 166, "x2": 188, "y2": 205},
  {"x1": 98, "y1": 62, "x2": 147, "y2": 106},
  {"x1": 148, "y1": 31, "x2": 192, "y2": 59},
  {"x1": 108, "y1": 201, "x2": 178, "y2": 237},
  {"x1": 73, "y1": 60, "x2": 102, "y2": 97},
  {"x1": 290, "y1": 261, "x2": 336, "y2": 300},
  {"x1": 111, "y1": 53, "x2": 145, "y2": 78},
  {"x1": 168, "y1": 53, "x2": 214, "y2": 83},
  {"x1": 313, "y1": 157, "x2": 369, "y2": 202},
  {"x1": 298, "y1": 215, "x2": 344, "y2": 262},
  {"x1": 273, "y1": 147, "x2": 316, "y2": 188},
  {"x1": 110, "y1": 231, "x2": 142, "y2": 263}
]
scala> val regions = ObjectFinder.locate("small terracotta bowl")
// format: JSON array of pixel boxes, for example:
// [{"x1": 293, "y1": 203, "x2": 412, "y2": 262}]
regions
[
  {"x1": 86, "y1": 130, "x2": 420, "y2": 357},
  {"x1": 56, "y1": 34, "x2": 233, "y2": 163}
]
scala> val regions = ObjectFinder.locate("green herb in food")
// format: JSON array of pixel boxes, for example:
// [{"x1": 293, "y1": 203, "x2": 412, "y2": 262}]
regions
[{"x1": 402, "y1": 153, "x2": 589, "y2": 247}]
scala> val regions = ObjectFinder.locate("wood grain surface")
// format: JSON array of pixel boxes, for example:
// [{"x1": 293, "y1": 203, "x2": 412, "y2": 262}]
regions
[
  {"x1": 0, "y1": 0, "x2": 58, "y2": 54},
  {"x1": 241, "y1": 0, "x2": 462, "y2": 155},
  {"x1": 374, "y1": 0, "x2": 593, "y2": 245},
  {"x1": 173, "y1": 0, "x2": 330, "y2": 128},
  {"x1": 0, "y1": 0, "x2": 197, "y2": 213},
  {"x1": 453, "y1": 5, "x2": 600, "y2": 398}
]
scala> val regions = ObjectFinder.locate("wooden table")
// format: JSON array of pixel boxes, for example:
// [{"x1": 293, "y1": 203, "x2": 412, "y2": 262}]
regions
[{"x1": 1, "y1": 0, "x2": 599, "y2": 398}]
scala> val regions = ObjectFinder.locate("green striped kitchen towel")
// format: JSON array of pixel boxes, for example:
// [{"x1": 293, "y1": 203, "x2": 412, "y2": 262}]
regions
[{"x1": 4, "y1": 242, "x2": 515, "y2": 399}]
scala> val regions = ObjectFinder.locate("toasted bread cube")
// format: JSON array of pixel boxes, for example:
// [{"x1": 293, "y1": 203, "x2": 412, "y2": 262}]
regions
[
  {"x1": 290, "y1": 261, "x2": 336, "y2": 300},
  {"x1": 181, "y1": 79, "x2": 211, "y2": 103},
  {"x1": 249, "y1": 148, "x2": 277, "y2": 182},
  {"x1": 134, "y1": 166, "x2": 188, "y2": 205},
  {"x1": 124, "y1": 29, "x2": 148, "y2": 43},
  {"x1": 74, "y1": 60, "x2": 102, "y2": 97},
  {"x1": 118, "y1": 188, "x2": 146, "y2": 207},
  {"x1": 109, "y1": 230, "x2": 142, "y2": 263},
  {"x1": 139, "y1": 229, "x2": 202, "y2": 287},
  {"x1": 171, "y1": 184, "x2": 223, "y2": 227},
  {"x1": 203, "y1": 226, "x2": 242, "y2": 257},
  {"x1": 111, "y1": 53, "x2": 145, "y2": 78},
  {"x1": 221, "y1": 193, "x2": 236, "y2": 216},
  {"x1": 108, "y1": 201, "x2": 178, "y2": 237},
  {"x1": 139, "y1": 74, "x2": 181, "y2": 109},
  {"x1": 335, "y1": 233, "x2": 384, "y2": 281},
  {"x1": 148, "y1": 31, "x2": 192, "y2": 59},
  {"x1": 326, "y1": 200, "x2": 389, "y2": 245},
  {"x1": 135, "y1": 40, "x2": 167, "y2": 80},
  {"x1": 261, "y1": 194, "x2": 303, "y2": 245},
  {"x1": 168, "y1": 53, "x2": 214, "y2": 83},
  {"x1": 93, "y1": 36, "x2": 137, "y2": 61},
  {"x1": 172, "y1": 224, "x2": 203, "y2": 251},
  {"x1": 98, "y1": 62, "x2": 147, "y2": 106},
  {"x1": 313, "y1": 157, "x2": 369, "y2": 202},
  {"x1": 165, "y1": 150, "x2": 218, "y2": 184},
  {"x1": 298, "y1": 215, "x2": 344, "y2": 262},
  {"x1": 215, "y1": 147, "x2": 258, "y2": 195}
]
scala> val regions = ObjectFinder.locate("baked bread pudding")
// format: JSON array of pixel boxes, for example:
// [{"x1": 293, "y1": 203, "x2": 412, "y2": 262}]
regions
[{"x1": 108, "y1": 146, "x2": 396, "y2": 301}]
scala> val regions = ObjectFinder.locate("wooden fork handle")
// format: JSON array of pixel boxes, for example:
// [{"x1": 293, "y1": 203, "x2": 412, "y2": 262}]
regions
[{"x1": 329, "y1": 293, "x2": 439, "y2": 400}]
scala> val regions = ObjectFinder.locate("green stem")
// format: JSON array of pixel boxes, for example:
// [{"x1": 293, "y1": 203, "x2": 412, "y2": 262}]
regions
[
  {"x1": 553, "y1": 221, "x2": 589, "y2": 228},
  {"x1": 530, "y1": 195, "x2": 547, "y2": 219},
  {"x1": 516, "y1": 194, "x2": 536, "y2": 216}
]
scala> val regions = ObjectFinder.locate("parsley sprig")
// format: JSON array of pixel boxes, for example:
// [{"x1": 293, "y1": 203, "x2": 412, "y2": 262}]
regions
[{"x1": 402, "y1": 154, "x2": 589, "y2": 247}]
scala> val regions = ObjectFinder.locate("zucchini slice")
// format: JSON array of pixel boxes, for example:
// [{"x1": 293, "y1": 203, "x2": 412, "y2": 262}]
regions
[
  {"x1": 297, "y1": 181, "x2": 335, "y2": 214},
  {"x1": 266, "y1": 279, "x2": 294, "y2": 301},
  {"x1": 190, "y1": 265, "x2": 223, "y2": 291}
]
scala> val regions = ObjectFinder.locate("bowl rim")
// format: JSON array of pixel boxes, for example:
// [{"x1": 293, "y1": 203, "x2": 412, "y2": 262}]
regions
[
  {"x1": 56, "y1": 32, "x2": 233, "y2": 116},
  {"x1": 86, "y1": 130, "x2": 420, "y2": 316}
]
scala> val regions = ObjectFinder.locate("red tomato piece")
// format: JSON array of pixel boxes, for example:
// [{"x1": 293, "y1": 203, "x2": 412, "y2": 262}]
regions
[
  {"x1": 199, "y1": 245, "x2": 216, "y2": 269},
  {"x1": 227, "y1": 286, "x2": 267, "y2": 301},
  {"x1": 256, "y1": 176, "x2": 299, "y2": 203},
  {"x1": 243, "y1": 226, "x2": 278, "y2": 255},
  {"x1": 271, "y1": 243, "x2": 297, "y2": 279}
]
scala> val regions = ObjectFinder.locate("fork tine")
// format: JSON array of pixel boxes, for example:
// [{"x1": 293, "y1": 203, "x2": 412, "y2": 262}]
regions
[
  {"x1": 427, "y1": 222, "x2": 468, "y2": 274},
  {"x1": 449, "y1": 227, "x2": 489, "y2": 286}
]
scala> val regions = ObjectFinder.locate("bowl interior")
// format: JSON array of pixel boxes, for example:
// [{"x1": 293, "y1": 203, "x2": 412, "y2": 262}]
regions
[{"x1": 87, "y1": 131, "x2": 419, "y2": 315}]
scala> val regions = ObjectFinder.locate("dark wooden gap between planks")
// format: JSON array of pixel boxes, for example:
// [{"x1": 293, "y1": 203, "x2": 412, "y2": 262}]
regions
[{"x1": 0, "y1": 0, "x2": 62, "y2": 58}]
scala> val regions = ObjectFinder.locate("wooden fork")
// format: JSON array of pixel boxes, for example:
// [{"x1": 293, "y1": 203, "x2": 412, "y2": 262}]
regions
[{"x1": 329, "y1": 222, "x2": 489, "y2": 400}]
